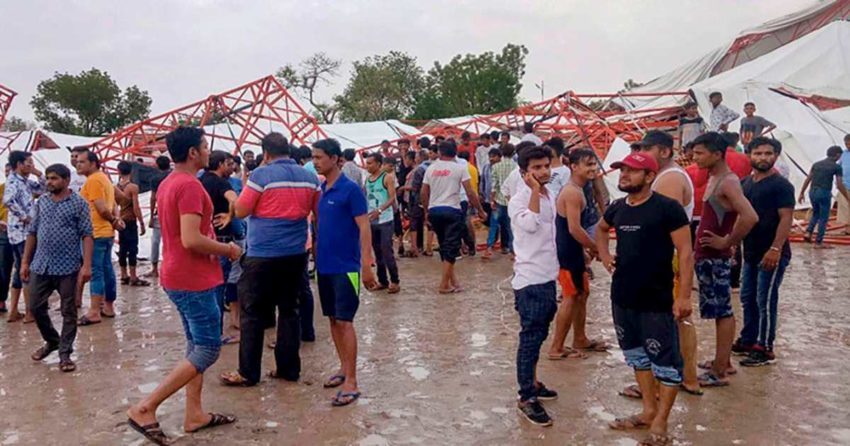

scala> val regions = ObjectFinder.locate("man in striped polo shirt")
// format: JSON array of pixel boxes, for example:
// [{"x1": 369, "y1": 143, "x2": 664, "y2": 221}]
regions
[{"x1": 220, "y1": 132, "x2": 321, "y2": 387}]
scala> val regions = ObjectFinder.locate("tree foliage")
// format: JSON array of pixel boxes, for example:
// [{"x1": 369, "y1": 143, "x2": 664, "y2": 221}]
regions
[
  {"x1": 335, "y1": 51, "x2": 424, "y2": 123},
  {"x1": 0, "y1": 116, "x2": 35, "y2": 132},
  {"x1": 276, "y1": 53, "x2": 342, "y2": 124},
  {"x1": 411, "y1": 44, "x2": 528, "y2": 120},
  {"x1": 30, "y1": 68, "x2": 151, "y2": 136}
]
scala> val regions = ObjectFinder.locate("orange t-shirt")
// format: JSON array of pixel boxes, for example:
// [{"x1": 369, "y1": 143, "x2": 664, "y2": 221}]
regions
[{"x1": 81, "y1": 171, "x2": 115, "y2": 238}]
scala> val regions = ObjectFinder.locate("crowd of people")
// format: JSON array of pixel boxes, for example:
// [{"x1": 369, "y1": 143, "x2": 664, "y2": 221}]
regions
[{"x1": 0, "y1": 91, "x2": 847, "y2": 445}]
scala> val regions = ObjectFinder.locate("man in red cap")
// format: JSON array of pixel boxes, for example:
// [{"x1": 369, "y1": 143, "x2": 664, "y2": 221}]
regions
[{"x1": 596, "y1": 152, "x2": 694, "y2": 446}]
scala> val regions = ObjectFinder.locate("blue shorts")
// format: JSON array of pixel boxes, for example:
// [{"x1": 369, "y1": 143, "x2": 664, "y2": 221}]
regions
[
  {"x1": 697, "y1": 258, "x2": 734, "y2": 319},
  {"x1": 165, "y1": 287, "x2": 222, "y2": 373},
  {"x1": 318, "y1": 272, "x2": 360, "y2": 322},
  {"x1": 612, "y1": 303, "x2": 683, "y2": 386}
]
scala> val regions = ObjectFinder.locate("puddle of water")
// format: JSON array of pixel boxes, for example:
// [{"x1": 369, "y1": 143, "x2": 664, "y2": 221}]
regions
[
  {"x1": 491, "y1": 407, "x2": 509, "y2": 414},
  {"x1": 696, "y1": 424, "x2": 707, "y2": 432},
  {"x1": 407, "y1": 367, "x2": 430, "y2": 381},
  {"x1": 137, "y1": 382, "x2": 158, "y2": 393},
  {"x1": 469, "y1": 370, "x2": 483, "y2": 376},
  {"x1": 359, "y1": 434, "x2": 389, "y2": 446},
  {"x1": 588, "y1": 405, "x2": 615, "y2": 422},
  {"x1": 1, "y1": 433, "x2": 19, "y2": 445},
  {"x1": 832, "y1": 429, "x2": 850, "y2": 442},
  {"x1": 265, "y1": 421, "x2": 279, "y2": 428},
  {"x1": 469, "y1": 410, "x2": 488, "y2": 421},
  {"x1": 612, "y1": 439, "x2": 633, "y2": 446},
  {"x1": 471, "y1": 333, "x2": 488, "y2": 348}
]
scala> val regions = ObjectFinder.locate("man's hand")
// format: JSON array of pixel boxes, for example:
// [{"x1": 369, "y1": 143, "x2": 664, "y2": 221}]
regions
[
  {"x1": 362, "y1": 267, "x2": 378, "y2": 291},
  {"x1": 113, "y1": 219, "x2": 126, "y2": 231},
  {"x1": 599, "y1": 252, "x2": 616, "y2": 274},
  {"x1": 139, "y1": 224, "x2": 147, "y2": 236},
  {"x1": 673, "y1": 297, "x2": 693, "y2": 321},
  {"x1": 148, "y1": 217, "x2": 155, "y2": 228},
  {"x1": 226, "y1": 242, "x2": 242, "y2": 261},
  {"x1": 699, "y1": 230, "x2": 729, "y2": 251},
  {"x1": 522, "y1": 172, "x2": 541, "y2": 193},
  {"x1": 760, "y1": 248, "x2": 780, "y2": 271},
  {"x1": 720, "y1": 123, "x2": 729, "y2": 132},
  {"x1": 31, "y1": 167, "x2": 43, "y2": 177},
  {"x1": 476, "y1": 207, "x2": 487, "y2": 221},
  {"x1": 797, "y1": 193, "x2": 805, "y2": 205},
  {"x1": 21, "y1": 216, "x2": 31, "y2": 225},
  {"x1": 213, "y1": 212, "x2": 232, "y2": 230},
  {"x1": 78, "y1": 265, "x2": 92, "y2": 284},
  {"x1": 368, "y1": 210, "x2": 380, "y2": 221},
  {"x1": 20, "y1": 263, "x2": 30, "y2": 283}
]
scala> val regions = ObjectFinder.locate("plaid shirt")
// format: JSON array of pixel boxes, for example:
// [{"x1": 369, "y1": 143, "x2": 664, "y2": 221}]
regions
[
  {"x1": 29, "y1": 192, "x2": 93, "y2": 276},
  {"x1": 2, "y1": 173, "x2": 46, "y2": 245},
  {"x1": 491, "y1": 159, "x2": 517, "y2": 206}
]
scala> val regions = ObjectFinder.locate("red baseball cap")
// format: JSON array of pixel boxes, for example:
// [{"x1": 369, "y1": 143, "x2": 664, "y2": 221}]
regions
[{"x1": 611, "y1": 152, "x2": 659, "y2": 173}]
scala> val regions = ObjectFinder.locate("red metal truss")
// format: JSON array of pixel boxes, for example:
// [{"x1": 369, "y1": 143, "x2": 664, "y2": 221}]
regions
[
  {"x1": 89, "y1": 75, "x2": 326, "y2": 167},
  {"x1": 356, "y1": 91, "x2": 689, "y2": 159},
  {"x1": 0, "y1": 83, "x2": 17, "y2": 131}
]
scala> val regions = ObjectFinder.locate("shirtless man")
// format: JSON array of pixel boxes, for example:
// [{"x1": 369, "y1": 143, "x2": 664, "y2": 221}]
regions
[
  {"x1": 691, "y1": 132, "x2": 758, "y2": 388},
  {"x1": 548, "y1": 149, "x2": 607, "y2": 360}
]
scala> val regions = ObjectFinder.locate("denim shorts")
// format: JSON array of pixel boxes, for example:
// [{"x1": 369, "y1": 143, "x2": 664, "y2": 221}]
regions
[
  {"x1": 165, "y1": 287, "x2": 222, "y2": 372},
  {"x1": 697, "y1": 258, "x2": 734, "y2": 319}
]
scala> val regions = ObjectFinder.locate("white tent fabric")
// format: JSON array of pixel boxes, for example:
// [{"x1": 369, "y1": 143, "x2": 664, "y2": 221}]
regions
[
  {"x1": 320, "y1": 119, "x2": 420, "y2": 148},
  {"x1": 600, "y1": 137, "x2": 631, "y2": 202}
]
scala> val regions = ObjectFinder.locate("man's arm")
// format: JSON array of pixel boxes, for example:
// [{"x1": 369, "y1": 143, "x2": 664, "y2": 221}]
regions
[
  {"x1": 653, "y1": 174, "x2": 687, "y2": 207},
  {"x1": 215, "y1": 189, "x2": 239, "y2": 230},
  {"x1": 371, "y1": 175, "x2": 397, "y2": 220},
  {"x1": 723, "y1": 107, "x2": 740, "y2": 126},
  {"x1": 563, "y1": 188, "x2": 595, "y2": 251},
  {"x1": 702, "y1": 178, "x2": 758, "y2": 249},
  {"x1": 594, "y1": 218, "x2": 615, "y2": 273},
  {"x1": 234, "y1": 182, "x2": 260, "y2": 219},
  {"x1": 798, "y1": 169, "x2": 813, "y2": 203},
  {"x1": 671, "y1": 225, "x2": 694, "y2": 320},
  {"x1": 760, "y1": 118, "x2": 777, "y2": 136},
  {"x1": 3, "y1": 182, "x2": 27, "y2": 220},
  {"x1": 19, "y1": 233, "x2": 36, "y2": 282},
  {"x1": 129, "y1": 185, "x2": 145, "y2": 231},
  {"x1": 761, "y1": 207, "x2": 792, "y2": 271},
  {"x1": 179, "y1": 213, "x2": 237, "y2": 258},
  {"x1": 462, "y1": 179, "x2": 486, "y2": 219},
  {"x1": 355, "y1": 214, "x2": 377, "y2": 289},
  {"x1": 148, "y1": 190, "x2": 157, "y2": 227},
  {"x1": 421, "y1": 183, "x2": 431, "y2": 223},
  {"x1": 836, "y1": 175, "x2": 850, "y2": 202}
]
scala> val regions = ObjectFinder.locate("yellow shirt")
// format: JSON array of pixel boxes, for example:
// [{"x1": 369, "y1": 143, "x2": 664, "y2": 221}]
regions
[
  {"x1": 467, "y1": 163, "x2": 479, "y2": 197},
  {"x1": 81, "y1": 171, "x2": 115, "y2": 238},
  {"x1": 0, "y1": 184, "x2": 7, "y2": 223}
]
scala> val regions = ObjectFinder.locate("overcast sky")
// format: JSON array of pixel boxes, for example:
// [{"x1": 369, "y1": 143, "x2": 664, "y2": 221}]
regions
[{"x1": 1, "y1": 0, "x2": 815, "y2": 124}]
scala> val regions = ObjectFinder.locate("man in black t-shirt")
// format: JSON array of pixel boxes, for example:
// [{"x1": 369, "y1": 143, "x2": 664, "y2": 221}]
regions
[
  {"x1": 737, "y1": 137, "x2": 794, "y2": 367},
  {"x1": 200, "y1": 150, "x2": 239, "y2": 340},
  {"x1": 798, "y1": 145, "x2": 850, "y2": 247},
  {"x1": 595, "y1": 152, "x2": 693, "y2": 445}
]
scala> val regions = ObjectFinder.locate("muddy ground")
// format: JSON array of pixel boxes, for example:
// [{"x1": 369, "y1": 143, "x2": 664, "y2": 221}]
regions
[{"x1": 1, "y1": 243, "x2": 849, "y2": 445}]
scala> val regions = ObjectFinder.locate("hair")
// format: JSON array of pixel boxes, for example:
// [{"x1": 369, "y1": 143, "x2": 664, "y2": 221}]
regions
[
  {"x1": 313, "y1": 138, "x2": 342, "y2": 159},
  {"x1": 844, "y1": 133, "x2": 850, "y2": 142},
  {"x1": 366, "y1": 152, "x2": 384, "y2": 164},
  {"x1": 488, "y1": 147, "x2": 502, "y2": 158},
  {"x1": 232, "y1": 155, "x2": 242, "y2": 166},
  {"x1": 515, "y1": 140, "x2": 536, "y2": 157},
  {"x1": 244, "y1": 150, "x2": 255, "y2": 157},
  {"x1": 435, "y1": 135, "x2": 446, "y2": 143},
  {"x1": 80, "y1": 150, "x2": 101, "y2": 168},
  {"x1": 683, "y1": 141, "x2": 695, "y2": 152},
  {"x1": 405, "y1": 151, "x2": 416, "y2": 162},
  {"x1": 500, "y1": 131, "x2": 511, "y2": 138},
  {"x1": 828, "y1": 145, "x2": 843, "y2": 158},
  {"x1": 518, "y1": 146, "x2": 552, "y2": 171},
  {"x1": 117, "y1": 160, "x2": 133, "y2": 175},
  {"x1": 480, "y1": 133, "x2": 491, "y2": 140},
  {"x1": 8, "y1": 151, "x2": 31, "y2": 169},
  {"x1": 207, "y1": 150, "x2": 232, "y2": 171},
  {"x1": 522, "y1": 122, "x2": 535, "y2": 134},
  {"x1": 544, "y1": 136, "x2": 565, "y2": 156},
  {"x1": 342, "y1": 148, "x2": 357, "y2": 161},
  {"x1": 461, "y1": 131, "x2": 471, "y2": 140},
  {"x1": 154, "y1": 155, "x2": 170, "y2": 171},
  {"x1": 744, "y1": 102, "x2": 755, "y2": 108},
  {"x1": 45, "y1": 163, "x2": 71, "y2": 180},
  {"x1": 745, "y1": 136, "x2": 782, "y2": 155},
  {"x1": 684, "y1": 101, "x2": 698, "y2": 109},
  {"x1": 709, "y1": 91, "x2": 722, "y2": 99},
  {"x1": 256, "y1": 153, "x2": 264, "y2": 165},
  {"x1": 383, "y1": 156, "x2": 397, "y2": 167},
  {"x1": 261, "y1": 132, "x2": 290, "y2": 157},
  {"x1": 398, "y1": 138, "x2": 410, "y2": 146},
  {"x1": 418, "y1": 136, "x2": 431, "y2": 149},
  {"x1": 165, "y1": 126, "x2": 205, "y2": 163},
  {"x1": 417, "y1": 149, "x2": 429, "y2": 161},
  {"x1": 500, "y1": 143, "x2": 516, "y2": 158},
  {"x1": 490, "y1": 131, "x2": 501, "y2": 140},
  {"x1": 457, "y1": 151, "x2": 470, "y2": 161},
  {"x1": 380, "y1": 139, "x2": 390, "y2": 145},
  {"x1": 723, "y1": 132, "x2": 740, "y2": 147},
  {"x1": 568, "y1": 148, "x2": 596, "y2": 166},
  {"x1": 437, "y1": 140, "x2": 457, "y2": 157},
  {"x1": 691, "y1": 131, "x2": 728, "y2": 156}
]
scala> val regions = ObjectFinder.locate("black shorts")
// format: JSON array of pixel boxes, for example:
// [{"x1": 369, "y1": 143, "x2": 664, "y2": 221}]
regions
[
  {"x1": 612, "y1": 303, "x2": 683, "y2": 386},
  {"x1": 318, "y1": 272, "x2": 360, "y2": 322},
  {"x1": 428, "y1": 208, "x2": 464, "y2": 263}
]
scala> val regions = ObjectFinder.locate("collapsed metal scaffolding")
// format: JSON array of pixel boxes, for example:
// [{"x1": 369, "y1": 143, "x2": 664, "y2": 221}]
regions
[{"x1": 88, "y1": 75, "x2": 327, "y2": 167}]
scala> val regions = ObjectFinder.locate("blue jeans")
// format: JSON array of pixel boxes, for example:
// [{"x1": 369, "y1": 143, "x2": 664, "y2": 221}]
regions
[
  {"x1": 514, "y1": 281, "x2": 557, "y2": 402},
  {"x1": 739, "y1": 258, "x2": 789, "y2": 349},
  {"x1": 487, "y1": 204, "x2": 513, "y2": 251},
  {"x1": 807, "y1": 188, "x2": 832, "y2": 244},
  {"x1": 10, "y1": 241, "x2": 25, "y2": 290},
  {"x1": 91, "y1": 238, "x2": 117, "y2": 302},
  {"x1": 165, "y1": 287, "x2": 222, "y2": 372}
]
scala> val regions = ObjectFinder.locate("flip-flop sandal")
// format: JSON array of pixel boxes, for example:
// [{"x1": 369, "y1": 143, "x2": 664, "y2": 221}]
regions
[
  {"x1": 609, "y1": 414, "x2": 651, "y2": 430},
  {"x1": 577, "y1": 339, "x2": 611, "y2": 352},
  {"x1": 219, "y1": 371, "x2": 255, "y2": 387},
  {"x1": 185, "y1": 413, "x2": 237, "y2": 433},
  {"x1": 422, "y1": 251, "x2": 433, "y2": 257},
  {"x1": 120, "y1": 277, "x2": 131, "y2": 285},
  {"x1": 331, "y1": 391, "x2": 361, "y2": 407},
  {"x1": 618, "y1": 384, "x2": 644, "y2": 399},
  {"x1": 130, "y1": 278, "x2": 151, "y2": 287},
  {"x1": 698, "y1": 371, "x2": 730, "y2": 388},
  {"x1": 698, "y1": 360, "x2": 737, "y2": 375},
  {"x1": 100, "y1": 311, "x2": 116, "y2": 318},
  {"x1": 6, "y1": 312, "x2": 24, "y2": 323},
  {"x1": 680, "y1": 384, "x2": 704, "y2": 396},
  {"x1": 77, "y1": 316, "x2": 102, "y2": 326},
  {"x1": 547, "y1": 348, "x2": 587, "y2": 360},
  {"x1": 31, "y1": 344, "x2": 58, "y2": 361},
  {"x1": 639, "y1": 432, "x2": 674, "y2": 446},
  {"x1": 127, "y1": 418, "x2": 170, "y2": 446},
  {"x1": 60, "y1": 359, "x2": 77, "y2": 372},
  {"x1": 221, "y1": 335, "x2": 239, "y2": 345},
  {"x1": 323, "y1": 374, "x2": 346, "y2": 388}
]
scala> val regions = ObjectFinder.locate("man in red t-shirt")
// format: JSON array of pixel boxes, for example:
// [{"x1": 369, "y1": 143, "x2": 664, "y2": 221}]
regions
[
  {"x1": 127, "y1": 127, "x2": 241, "y2": 445},
  {"x1": 457, "y1": 131, "x2": 478, "y2": 167}
]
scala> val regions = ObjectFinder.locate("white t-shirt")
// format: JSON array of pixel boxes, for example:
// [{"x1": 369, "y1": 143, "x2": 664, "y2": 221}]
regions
[
  {"x1": 547, "y1": 165, "x2": 571, "y2": 197},
  {"x1": 520, "y1": 133, "x2": 543, "y2": 145},
  {"x1": 475, "y1": 145, "x2": 491, "y2": 174},
  {"x1": 70, "y1": 169, "x2": 86, "y2": 193},
  {"x1": 502, "y1": 167, "x2": 522, "y2": 199},
  {"x1": 423, "y1": 159, "x2": 471, "y2": 210}
]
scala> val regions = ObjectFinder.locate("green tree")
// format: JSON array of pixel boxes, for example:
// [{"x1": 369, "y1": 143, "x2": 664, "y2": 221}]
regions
[
  {"x1": 335, "y1": 51, "x2": 424, "y2": 122},
  {"x1": 0, "y1": 116, "x2": 35, "y2": 132},
  {"x1": 276, "y1": 52, "x2": 342, "y2": 124},
  {"x1": 30, "y1": 68, "x2": 151, "y2": 136},
  {"x1": 411, "y1": 44, "x2": 528, "y2": 120}
]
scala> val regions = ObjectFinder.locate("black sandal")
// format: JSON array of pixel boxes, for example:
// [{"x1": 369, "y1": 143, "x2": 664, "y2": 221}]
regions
[
  {"x1": 31, "y1": 344, "x2": 58, "y2": 361},
  {"x1": 185, "y1": 413, "x2": 237, "y2": 433},
  {"x1": 127, "y1": 418, "x2": 170, "y2": 446},
  {"x1": 77, "y1": 316, "x2": 101, "y2": 326},
  {"x1": 60, "y1": 359, "x2": 77, "y2": 372}
]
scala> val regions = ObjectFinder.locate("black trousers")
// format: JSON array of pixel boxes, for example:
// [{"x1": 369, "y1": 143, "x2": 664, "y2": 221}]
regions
[
  {"x1": 30, "y1": 272, "x2": 78, "y2": 359},
  {"x1": 238, "y1": 253, "x2": 307, "y2": 383},
  {"x1": 371, "y1": 221, "x2": 399, "y2": 285},
  {"x1": 118, "y1": 220, "x2": 139, "y2": 267},
  {"x1": 0, "y1": 232, "x2": 13, "y2": 303}
]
